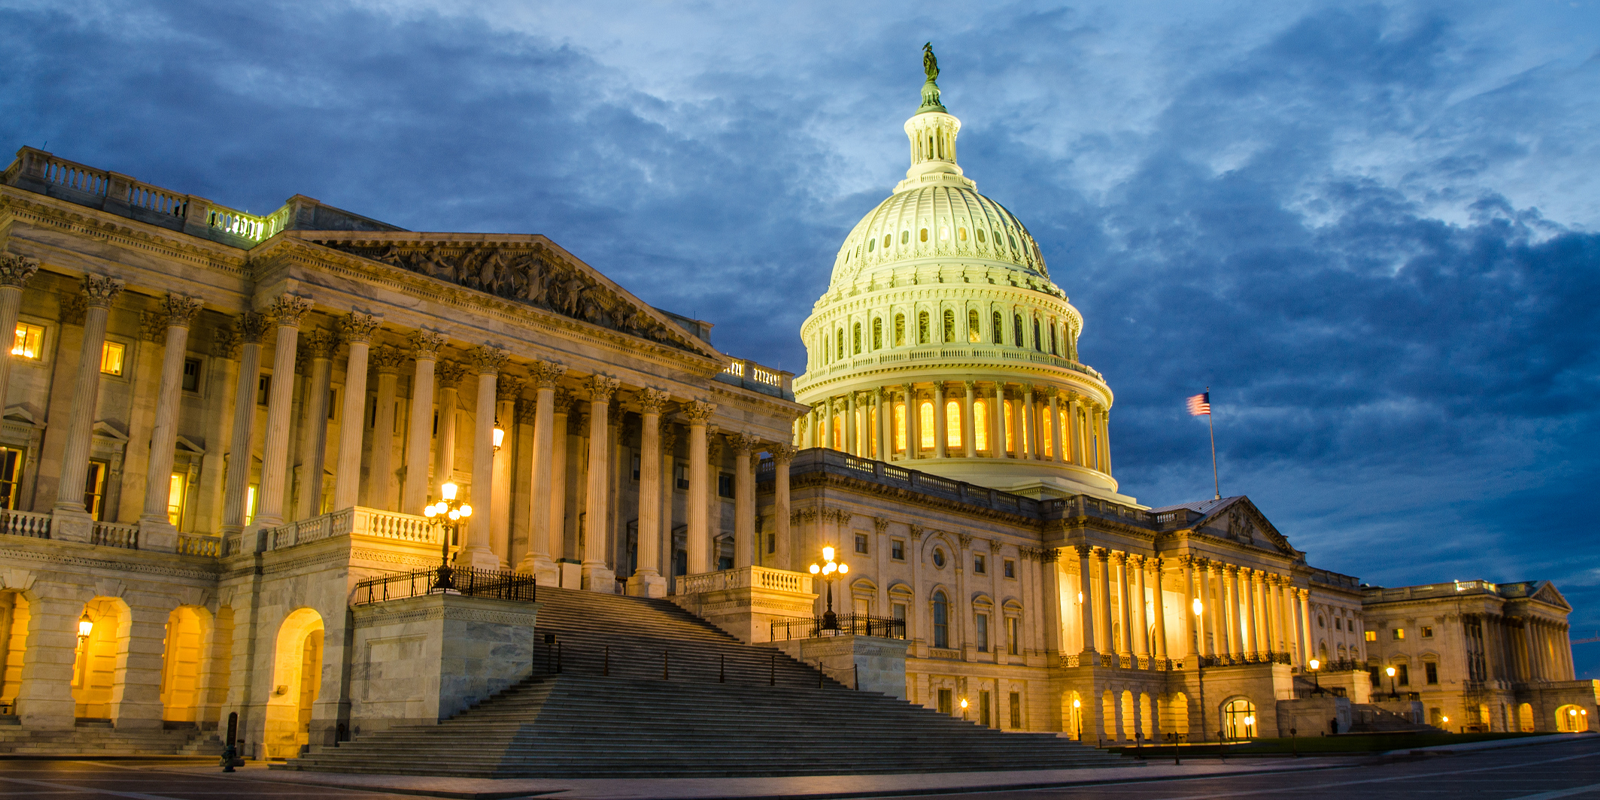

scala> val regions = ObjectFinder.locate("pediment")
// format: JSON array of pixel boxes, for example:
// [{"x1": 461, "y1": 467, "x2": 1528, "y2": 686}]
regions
[
  {"x1": 1193, "y1": 496, "x2": 1300, "y2": 557},
  {"x1": 301, "y1": 233, "x2": 722, "y2": 360},
  {"x1": 175, "y1": 435, "x2": 204, "y2": 453},
  {"x1": 91, "y1": 420, "x2": 128, "y2": 442},
  {"x1": 2, "y1": 404, "x2": 36, "y2": 425},
  {"x1": 1531, "y1": 581, "x2": 1571, "y2": 611}
]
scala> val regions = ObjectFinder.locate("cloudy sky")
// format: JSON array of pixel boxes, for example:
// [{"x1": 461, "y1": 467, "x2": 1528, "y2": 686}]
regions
[{"x1": 4, "y1": 1, "x2": 1598, "y2": 674}]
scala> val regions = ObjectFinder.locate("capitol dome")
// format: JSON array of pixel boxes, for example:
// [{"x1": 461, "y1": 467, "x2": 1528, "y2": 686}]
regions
[{"x1": 793, "y1": 50, "x2": 1132, "y2": 503}]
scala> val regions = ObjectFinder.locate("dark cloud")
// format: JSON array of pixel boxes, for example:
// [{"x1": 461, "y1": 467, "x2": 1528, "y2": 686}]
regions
[{"x1": 3, "y1": 1, "x2": 1598, "y2": 675}]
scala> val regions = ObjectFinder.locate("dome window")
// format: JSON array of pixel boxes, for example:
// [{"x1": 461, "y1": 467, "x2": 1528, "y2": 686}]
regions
[
  {"x1": 867, "y1": 238, "x2": 875, "y2": 253},
  {"x1": 919, "y1": 401, "x2": 935, "y2": 450},
  {"x1": 958, "y1": 227, "x2": 967, "y2": 241},
  {"x1": 920, "y1": 228, "x2": 929, "y2": 243},
  {"x1": 836, "y1": 327, "x2": 844, "y2": 360},
  {"x1": 967, "y1": 309, "x2": 980, "y2": 343},
  {"x1": 976, "y1": 229, "x2": 986, "y2": 244},
  {"x1": 917, "y1": 311, "x2": 930, "y2": 344},
  {"x1": 884, "y1": 234, "x2": 893, "y2": 249},
  {"x1": 901, "y1": 231, "x2": 909, "y2": 245},
  {"x1": 994, "y1": 230, "x2": 1004, "y2": 247},
  {"x1": 1013, "y1": 315, "x2": 1024, "y2": 347},
  {"x1": 872, "y1": 318, "x2": 883, "y2": 350},
  {"x1": 942, "y1": 309, "x2": 955, "y2": 343},
  {"x1": 853, "y1": 323, "x2": 862, "y2": 355},
  {"x1": 939, "y1": 226, "x2": 949, "y2": 241},
  {"x1": 1009, "y1": 234, "x2": 1018, "y2": 250},
  {"x1": 894, "y1": 314, "x2": 905, "y2": 347},
  {"x1": 992, "y1": 311, "x2": 1003, "y2": 344}
]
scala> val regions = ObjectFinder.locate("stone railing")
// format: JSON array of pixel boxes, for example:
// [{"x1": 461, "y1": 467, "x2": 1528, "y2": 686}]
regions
[
  {"x1": 0, "y1": 509, "x2": 52, "y2": 538},
  {"x1": 90, "y1": 521, "x2": 139, "y2": 550},
  {"x1": 255, "y1": 507, "x2": 438, "y2": 554},
  {"x1": 675, "y1": 565, "x2": 813, "y2": 596},
  {"x1": 793, "y1": 347, "x2": 1104, "y2": 394},
  {"x1": 765, "y1": 449, "x2": 1044, "y2": 518},
  {"x1": 176, "y1": 534, "x2": 222, "y2": 557},
  {"x1": 715, "y1": 357, "x2": 795, "y2": 400},
  {"x1": 2, "y1": 147, "x2": 289, "y2": 246}
]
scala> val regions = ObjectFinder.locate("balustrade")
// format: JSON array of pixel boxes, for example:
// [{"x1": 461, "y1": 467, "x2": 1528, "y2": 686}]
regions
[
  {"x1": 0, "y1": 509, "x2": 52, "y2": 538},
  {"x1": 90, "y1": 521, "x2": 139, "y2": 550},
  {"x1": 176, "y1": 534, "x2": 222, "y2": 557}
]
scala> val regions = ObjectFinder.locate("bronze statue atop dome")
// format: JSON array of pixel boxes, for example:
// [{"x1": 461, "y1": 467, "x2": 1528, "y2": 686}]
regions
[
  {"x1": 918, "y1": 43, "x2": 947, "y2": 114},
  {"x1": 923, "y1": 42, "x2": 939, "y2": 82}
]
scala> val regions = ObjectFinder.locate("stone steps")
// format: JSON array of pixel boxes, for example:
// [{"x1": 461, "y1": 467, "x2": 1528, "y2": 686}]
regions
[{"x1": 0, "y1": 726, "x2": 209, "y2": 755}]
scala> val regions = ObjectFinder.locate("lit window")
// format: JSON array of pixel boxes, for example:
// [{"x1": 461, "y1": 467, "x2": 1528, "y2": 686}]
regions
[
  {"x1": 894, "y1": 402, "x2": 906, "y2": 452},
  {"x1": 1393, "y1": 628, "x2": 1405, "y2": 641},
  {"x1": 1042, "y1": 411, "x2": 1053, "y2": 456},
  {"x1": 99, "y1": 342, "x2": 125, "y2": 376},
  {"x1": 831, "y1": 414, "x2": 842, "y2": 449},
  {"x1": 1421, "y1": 626, "x2": 1434, "y2": 639},
  {"x1": 945, "y1": 400, "x2": 961, "y2": 449},
  {"x1": 84, "y1": 460, "x2": 108, "y2": 520},
  {"x1": 0, "y1": 446, "x2": 24, "y2": 510},
  {"x1": 919, "y1": 401, "x2": 934, "y2": 450},
  {"x1": 958, "y1": 226, "x2": 967, "y2": 241},
  {"x1": 855, "y1": 533, "x2": 868, "y2": 554},
  {"x1": 1003, "y1": 401, "x2": 1015, "y2": 454},
  {"x1": 974, "y1": 399, "x2": 989, "y2": 452},
  {"x1": 1365, "y1": 630, "x2": 1377, "y2": 642},
  {"x1": 166, "y1": 473, "x2": 186, "y2": 527},
  {"x1": 245, "y1": 485, "x2": 258, "y2": 526},
  {"x1": 13, "y1": 323, "x2": 43, "y2": 359}
]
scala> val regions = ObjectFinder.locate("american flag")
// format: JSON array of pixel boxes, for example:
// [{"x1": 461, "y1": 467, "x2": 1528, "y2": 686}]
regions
[{"x1": 1186, "y1": 392, "x2": 1211, "y2": 417}]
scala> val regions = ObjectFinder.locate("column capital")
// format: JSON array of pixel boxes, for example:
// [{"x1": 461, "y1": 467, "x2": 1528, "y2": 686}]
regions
[
  {"x1": 1146, "y1": 555, "x2": 1164, "y2": 572},
  {"x1": 660, "y1": 420, "x2": 679, "y2": 452},
  {"x1": 529, "y1": 360, "x2": 567, "y2": 389},
  {"x1": 211, "y1": 326, "x2": 240, "y2": 359},
  {"x1": 1093, "y1": 546, "x2": 1111, "y2": 563},
  {"x1": 552, "y1": 389, "x2": 577, "y2": 416},
  {"x1": 79, "y1": 274, "x2": 125, "y2": 309},
  {"x1": 727, "y1": 432, "x2": 756, "y2": 455},
  {"x1": 408, "y1": 330, "x2": 446, "y2": 360},
  {"x1": 436, "y1": 359, "x2": 468, "y2": 387},
  {"x1": 770, "y1": 442, "x2": 797, "y2": 463},
  {"x1": 303, "y1": 328, "x2": 337, "y2": 360},
  {"x1": 587, "y1": 373, "x2": 620, "y2": 403},
  {"x1": 706, "y1": 428, "x2": 724, "y2": 460},
  {"x1": 372, "y1": 344, "x2": 407, "y2": 374},
  {"x1": 160, "y1": 294, "x2": 203, "y2": 327},
  {"x1": 497, "y1": 373, "x2": 527, "y2": 402},
  {"x1": 956, "y1": 532, "x2": 973, "y2": 550},
  {"x1": 0, "y1": 252, "x2": 40, "y2": 287},
  {"x1": 339, "y1": 311, "x2": 381, "y2": 344},
  {"x1": 637, "y1": 387, "x2": 670, "y2": 415},
  {"x1": 468, "y1": 344, "x2": 509, "y2": 375},
  {"x1": 1074, "y1": 543, "x2": 1094, "y2": 559},
  {"x1": 236, "y1": 312, "x2": 272, "y2": 344},
  {"x1": 1108, "y1": 550, "x2": 1127, "y2": 566},
  {"x1": 265, "y1": 294, "x2": 312, "y2": 327},
  {"x1": 909, "y1": 524, "x2": 924, "y2": 541},
  {"x1": 683, "y1": 400, "x2": 716, "y2": 424}
]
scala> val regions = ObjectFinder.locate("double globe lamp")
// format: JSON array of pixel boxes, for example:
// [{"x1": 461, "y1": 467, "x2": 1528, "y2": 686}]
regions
[
  {"x1": 422, "y1": 482, "x2": 472, "y2": 592},
  {"x1": 809, "y1": 546, "x2": 849, "y2": 631}
]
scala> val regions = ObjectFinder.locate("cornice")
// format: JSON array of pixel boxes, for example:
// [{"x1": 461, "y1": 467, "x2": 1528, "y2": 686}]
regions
[
  {"x1": 0, "y1": 537, "x2": 223, "y2": 584},
  {"x1": 0, "y1": 189, "x2": 249, "y2": 279},
  {"x1": 785, "y1": 469, "x2": 1043, "y2": 528}
]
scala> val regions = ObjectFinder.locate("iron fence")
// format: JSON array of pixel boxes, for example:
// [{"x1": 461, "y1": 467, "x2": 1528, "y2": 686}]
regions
[
  {"x1": 769, "y1": 614, "x2": 906, "y2": 641},
  {"x1": 351, "y1": 566, "x2": 537, "y2": 605}
]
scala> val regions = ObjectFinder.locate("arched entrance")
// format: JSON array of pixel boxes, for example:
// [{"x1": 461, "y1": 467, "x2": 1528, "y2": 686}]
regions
[
  {"x1": 1518, "y1": 703, "x2": 1535, "y2": 732},
  {"x1": 1556, "y1": 705, "x2": 1589, "y2": 732},
  {"x1": 0, "y1": 590, "x2": 29, "y2": 713},
  {"x1": 160, "y1": 606, "x2": 210, "y2": 723},
  {"x1": 1222, "y1": 697, "x2": 1257, "y2": 740},
  {"x1": 265, "y1": 608, "x2": 324, "y2": 758},
  {"x1": 1063, "y1": 691, "x2": 1085, "y2": 740},
  {"x1": 73, "y1": 597, "x2": 128, "y2": 720}
]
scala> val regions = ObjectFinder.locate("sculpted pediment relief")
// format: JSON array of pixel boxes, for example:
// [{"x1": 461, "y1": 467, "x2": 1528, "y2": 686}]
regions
[
  {"x1": 313, "y1": 238, "x2": 714, "y2": 356},
  {"x1": 1531, "y1": 582, "x2": 1571, "y2": 610},
  {"x1": 1196, "y1": 497, "x2": 1299, "y2": 557}
]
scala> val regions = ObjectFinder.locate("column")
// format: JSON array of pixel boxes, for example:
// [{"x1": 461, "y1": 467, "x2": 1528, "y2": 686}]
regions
[
  {"x1": 1150, "y1": 558, "x2": 1168, "y2": 659},
  {"x1": 874, "y1": 389, "x2": 889, "y2": 461},
  {"x1": 218, "y1": 315, "x2": 267, "y2": 536},
  {"x1": 547, "y1": 391, "x2": 573, "y2": 562},
  {"x1": 401, "y1": 331, "x2": 444, "y2": 514},
  {"x1": 1298, "y1": 589, "x2": 1312, "y2": 666},
  {"x1": 1115, "y1": 553, "x2": 1133, "y2": 655},
  {"x1": 518, "y1": 361, "x2": 567, "y2": 580},
  {"x1": 684, "y1": 400, "x2": 715, "y2": 575},
  {"x1": 1021, "y1": 386, "x2": 1036, "y2": 460},
  {"x1": 961, "y1": 381, "x2": 976, "y2": 458},
  {"x1": 626, "y1": 388, "x2": 668, "y2": 596},
  {"x1": 1207, "y1": 563, "x2": 1225, "y2": 658},
  {"x1": 932, "y1": 382, "x2": 947, "y2": 458},
  {"x1": 1096, "y1": 549, "x2": 1114, "y2": 663},
  {"x1": 581, "y1": 374, "x2": 620, "y2": 591},
  {"x1": 54, "y1": 275, "x2": 125, "y2": 528},
  {"x1": 845, "y1": 392, "x2": 857, "y2": 455},
  {"x1": 433, "y1": 361, "x2": 466, "y2": 492},
  {"x1": 730, "y1": 433, "x2": 756, "y2": 568},
  {"x1": 293, "y1": 328, "x2": 336, "y2": 520},
  {"x1": 1182, "y1": 558, "x2": 1198, "y2": 661},
  {"x1": 1040, "y1": 549, "x2": 1063, "y2": 659},
  {"x1": 1222, "y1": 566, "x2": 1240, "y2": 658},
  {"x1": 364, "y1": 344, "x2": 404, "y2": 510},
  {"x1": 1076, "y1": 545, "x2": 1097, "y2": 658},
  {"x1": 658, "y1": 422, "x2": 677, "y2": 579},
  {"x1": 1132, "y1": 556, "x2": 1150, "y2": 657},
  {"x1": 905, "y1": 384, "x2": 920, "y2": 458},
  {"x1": 491, "y1": 374, "x2": 523, "y2": 563},
  {"x1": 331, "y1": 312, "x2": 380, "y2": 511},
  {"x1": 0, "y1": 253, "x2": 40, "y2": 413},
  {"x1": 137, "y1": 294, "x2": 203, "y2": 545},
  {"x1": 822, "y1": 399, "x2": 835, "y2": 451},
  {"x1": 252, "y1": 296, "x2": 310, "y2": 529},
  {"x1": 1049, "y1": 391, "x2": 1064, "y2": 462},
  {"x1": 456, "y1": 345, "x2": 506, "y2": 570},
  {"x1": 1263, "y1": 576, "x2": 1280, "y2": 655},
  {"x1": 1067, "y1": 394, "x2": 1082, "y2": 465},
  {"x1": 1100, "y1": 407, "x2": 1113, "y2": 474},
  {"x1": 991, "y1": 383, "x2": 1005, "y2": 457},
  {"x1": 772, "y1": 443, "x2": 794, "y2": 571}
]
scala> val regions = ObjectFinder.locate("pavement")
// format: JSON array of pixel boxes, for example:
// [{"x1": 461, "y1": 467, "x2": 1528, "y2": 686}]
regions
[{"x1": 0, "y1": 733, "x2": 1593, "y2": 800}]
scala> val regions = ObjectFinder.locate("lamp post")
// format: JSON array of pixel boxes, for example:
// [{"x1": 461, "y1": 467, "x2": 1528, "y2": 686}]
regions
[
  {"x1": 1072, "y1": 697, "x2": 1082, "y2": 741},
  {"x1": 959, "y1": 696, "x2": 969, "y2": 721},
  {"x1": 1241, "y1": 714, "x2": 1255, "y2": 740},
  {"x1": 808, "y1": 546, "x2": 849, "y2": 631},
  {"x1": 1385, "y1": 665, "x2": 1397, "y2": 699},
  {"x1": 76, "y1": 612, "x2": 92, "y2": 644},
  {"x1": 422, "y1": 481, "x2": 472, "y2": 592},
  {"x1": 1192, "y1": 598, "x2": 1207, "y2": 744},
  {"x1": 1309, "y1": 658, "x2": 1322, "y2": 695}
]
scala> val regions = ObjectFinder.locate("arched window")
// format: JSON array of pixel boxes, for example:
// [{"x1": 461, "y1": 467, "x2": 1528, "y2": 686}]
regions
[
  {"x1": 920, "y1": 228, "x2": 929, "y2": 243},
  {"x1": 1014, "y1": 315, "x2": 1025, "y2": 347},
  {"x1": 919, "y1": 401, "x2": 935, "y2": 450},
  {"x1": 933, "y1": 591, "x2": 950, "y2": 649},
  {"x1": 894, "y1": 402, "x2": 907, "y2": 453},
  {"x1": 1033, "y1": 318, "x2": 1042, "y2": 351},
  {"x1": 852, "y1": 322, "x2": 862, "y2": 355},
  {"x1": 832, "y1": 414, "x2": 843, "y2": 450},
  {"x1": 992, "y1": 311, "x2": 1004, "y2": 344},
  {"x1": 958, "y1": 226, "x2": 967, "y2": 241},
  {"x1": 894, "y1": 314, "x2": 906, "y2": 347},
  {"x1": 901, "y1": 231, "x2": 909, "y2": 245},
  {"x1": 946, "y1": 400, "x2": 961, "y2": 449},
  {"x1": 918, "y1": 312, "x2": 930, "y2": 344},
  {"x1": 1003, "y1": 401, "x2": 1015, "y2": 454},
  {"x1": 867, "y1": 237, "x2": 875, "y2": 253},
  {"x1": 974, "y1": 399, "x2": 989, "y2": 452},
  {"x1": 977, "y1": 228, "x2": 986, "y2": 244},
  {"x1": 1049, "y1": 323, "x2": 1058, "y2": 355},
  {"x1": 872, "y1": 318, "x2": 883, "y2": 350},
  {"x1": 884, "y1": 234, "x2": 892, "y2": 249},
  {"x1": 942, "y1": 309, "x2": 955, "y2": 343},
  {"x1": 836, "y1": 328, "x2": 844, "y2": 360},
  {"x1": 867, "y1": 406, "x2": 878, "y2": 459},
  {"x1": 1223, "y1": 698, "x2": 1257, "y2": 740},
  {"x1": 967, "y1": 309, "x2": 980, "y2": 343}
]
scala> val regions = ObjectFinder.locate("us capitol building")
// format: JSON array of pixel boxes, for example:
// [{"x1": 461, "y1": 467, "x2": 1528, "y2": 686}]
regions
[{"x1": 0, "y1": 52, "x2": 1591, "y2": 762}]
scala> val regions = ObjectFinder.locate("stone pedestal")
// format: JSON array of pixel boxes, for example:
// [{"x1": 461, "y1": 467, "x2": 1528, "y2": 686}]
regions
[
  {"x1": 137, "y1": 521, "x2": 178, "y2": 553},
  {"x1": 626, "y1": 572, "x2": 668, "y2": 598},
  {"x1": 51, "y1": 510, "x2": 92, "y2": 543},
  {"x1": 671, "y1": 566, "x2": 815, "y2": 644},
  {"x1": 770, "y1": 635, "x2": 908, "y2": 699},
  {"x1": 1316, "y1": 669, "x2": 1373, "y2": 703},
  {"x1": 581, "y1": 565, "x2": 616, "y2": 594},
  {"x1": 347, "y1": 594, "x2": 539, "y2": 736},
  {"x1": 558, "y1": 561, "x2": 582, "y2": 590},
  {"x1": 1275, "y1": 695, "x2": 1351, "y2": 737}
]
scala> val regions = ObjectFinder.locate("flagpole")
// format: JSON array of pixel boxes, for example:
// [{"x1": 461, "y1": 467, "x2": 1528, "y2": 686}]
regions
[{"x1": 1206, "y1": 386, "x2": 1220, "y2": 500}]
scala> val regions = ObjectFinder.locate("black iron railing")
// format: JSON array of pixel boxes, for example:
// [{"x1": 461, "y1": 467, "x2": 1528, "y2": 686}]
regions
[
  {"x1": 351, "y1": 566, "x2": 537, "y2": 605},
  {"x1": 770, "y1": 614, "x2": 906, "y2": 641}
]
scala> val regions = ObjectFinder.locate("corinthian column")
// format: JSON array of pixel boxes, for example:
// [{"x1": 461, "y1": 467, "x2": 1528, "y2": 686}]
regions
[
  {"x1": 1049, "y1": 390, "x2": 1064, "y2": 462},
  {"x1": 684, "y1": 400, "x2": 716, "y2": 575},
  {"x1": 772, "y1": 442, "x2": 795, "y2": 570},
  {"x1": 519, "y1": 360, "x2": 566, "y2": 582},
  {"x1": 220, "y1": 313, "x2": 268, "y2": 537},
  {"x1": 932, "y1": 382, "x2": 947, "y2": 458},
  {"x1": 364, "y1": 345, "x2": 406, "y2": 510},
  {"x1": 331, "y1": 312, "x2": 380, "y2": 511},
  {"x1": 137, "y1": 294, "x2": 203, "y2": 546},
  {"x1": 293, "y1": 328, "x2": 336, "y2": 520},
  {"x1": 627, "y1": 388, "x2": 669, "y2": 597},
  {"x1": 253, "y1": 296, "x2": 312, "y2": 529},
  {"x1": 492, "y1": 373, "x2": 524, "y2": 563},
  {"x1": 961, "y1": 381, "x2": 976, "y2": 458},
  {"x1": 457, "y1": 345, "x2": 507, "y2": 570},
  {"x1": 401, "y1": 331, "x2": 444, "y2": 514},
  {"x1": 433, "y1": 360, "x2": 466, "y2": 493},
  {"x1": 1076, "y1": 545, "x2": 1098, "y2": 661},
  {"x1": 0, "y1": 253, "x2": 40, "y2": 409},
  {"x1": 581, "y1": 374, "x2": 620, "y2": 591},
  {"x1": 54, "y1": 276, "x2": 125, "y2": 532},
  {"x1": 729, "y1": 433, "x2": 756, "y2": 567}
]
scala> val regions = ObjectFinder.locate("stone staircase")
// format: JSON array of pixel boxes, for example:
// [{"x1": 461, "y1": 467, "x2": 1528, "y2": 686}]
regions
[
  {"x1": 0, "y1": 723, "x2": 217, "y2": 756},
  {"x1": 282, "y1": 587, "x2": 1122, "y2": 777},
  {"x1": 1349, "y1": 704, "x2": 1444, "y2": 734}
]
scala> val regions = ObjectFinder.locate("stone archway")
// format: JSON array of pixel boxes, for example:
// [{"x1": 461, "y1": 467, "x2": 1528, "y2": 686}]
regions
[
  {"x1": 159, "y1": 606, "x2": 211, "y2": 723},
  {"x1": 1556, "y1": 705, "x2": 1589, "y2": 732},
  {"x1": 1519, "y1": 702, "x2": 1535, "y2": 733},
  {"x1": 265, "y1": 608, "x2": 325, "y2": 758},
  {"x1": 0, "y1": 590, "x2": 29, "y2": 712},
  {"x1": 73, "y1": 597, "x2": 129, "y2": 720}
]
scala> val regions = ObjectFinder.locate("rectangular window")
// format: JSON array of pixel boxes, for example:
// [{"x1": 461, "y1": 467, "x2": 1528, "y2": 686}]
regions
[
  {"x1": 937, "y1": 688, "x2": 953, "y2": 715},
  {"x1": 675, "y1": 462, "x2": 689, "y2": 490},
  {"x1": 1397, "y1": 664, "x2": 1410, "y2": 686},
  {"x1": 257, "y1": 375, "x2": 271, "y2": 406},
  {"x1": 12, "y1": 323, "x2": 43, "y2": 359},
  {"x1": 1335, "y1": 618, "x2": 1342, "y2": 631},
  {"x1": 328, "y1": 389, "x2": 338, "y2": 420},
  {"x1": 855, "y1": 533, "x2": 868, "y2": 555},
  {"x1": 1004, "y1": 559, "x2": 1016, "y2": 578},
  {"x1": 766, "y1": 533, "x2": 775, "y2": 554},
  {"x1": 181, "y1": 358, "x2": 202, "y2": 392},
  {"x1": 1425, "y1": 662, "x2": 1438, "y2": 685},
  {"x1": 891, "y1": 602, "x2": 907, "y2": 639},
  {"x1": 979, "y1": 690, "x2": 992, "y2": 727},
  {"x1": 99, "y1": 342, "x2": 125, "y2": 376},
  {"x1": 166, "y1": 473, "x2": 187, "y2": 527},
  {"x1": 975, "y1": 613, "x2": 989, "y2": 652},
  {"x1": 1393, "y1": 628, "x2": 1405, "y2": 641},
  {"x1": 1009, "y1": 692, "x2": 1022, "y2": 729},
  {"x1": 0, "y1": 446, "x2": 24, "y2": 510},
  {"x1": 1365, "y1": 630, "x2": 1377, "y2": 642},
  {"x1": 83, "y1": 460, "x2": 108, "y2": 521},
  {"x1": 891, "y1": 539, "x2": 905, "y2": 560},
  {"x1": 630, "y1": 454, "x2": 641, "y2": 482},
  {"x1": 973, "y1": 554, "x2": 986, "y2": 574},
  {"x1": 1421, "y1": 626, "x2": 1434, "y2": 639},
  {"x1": 245, "y1": 484, "x2": 258, "y2": 526},
  {"x1": 1007, "y1": 617, "x2": 1020, "y2": 655},
  {"x1": 717, "y1": 473, "x2": 733, "y2": 499}
]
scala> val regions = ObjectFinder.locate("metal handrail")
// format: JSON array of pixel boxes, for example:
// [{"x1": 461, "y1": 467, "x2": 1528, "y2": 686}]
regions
[
  {"x1": 351, "y1": 566, "x2": 536, "y2": 605},
  {"x1": 770, "y1": 614, "x2": 907, "y2": 641}
]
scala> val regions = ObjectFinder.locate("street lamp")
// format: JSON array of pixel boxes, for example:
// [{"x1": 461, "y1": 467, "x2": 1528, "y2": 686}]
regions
[
  {"x1": 1385, "y1": 665, "x2": 1397, "y2": 699},
  {"x1": 422, "y1": 481, "x2": 472, "y2": 592},
  {"x1": 76, "y1": 612, "x2": 93, "y2": 643},
  {"x1": 808, "y1": 546, "x2": 849, "y2": 631},
  {"x1": 1192, "y1": 598, "x2": 1208, "y2": 744},
  {"x1": 1309, "y1": 658, "x2": 1322, "y2": 694},
  {"x1": 492, "y1": 419, "x2": 506, "y2": 451},
  {"x1": 1242, "y1": 714, "x2": 1255, "y2": 740},
  {"x1": 1072, "y1": 697, "x2": 1082, "y2": 741},
  {"x1": 959, "y1": 697, "x2": 969, "y2": 720}
]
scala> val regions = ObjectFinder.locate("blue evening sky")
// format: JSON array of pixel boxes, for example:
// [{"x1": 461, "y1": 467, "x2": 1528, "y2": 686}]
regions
[{"x1": 3, "y1": 1, "x2": 1597, "y2": 674}]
